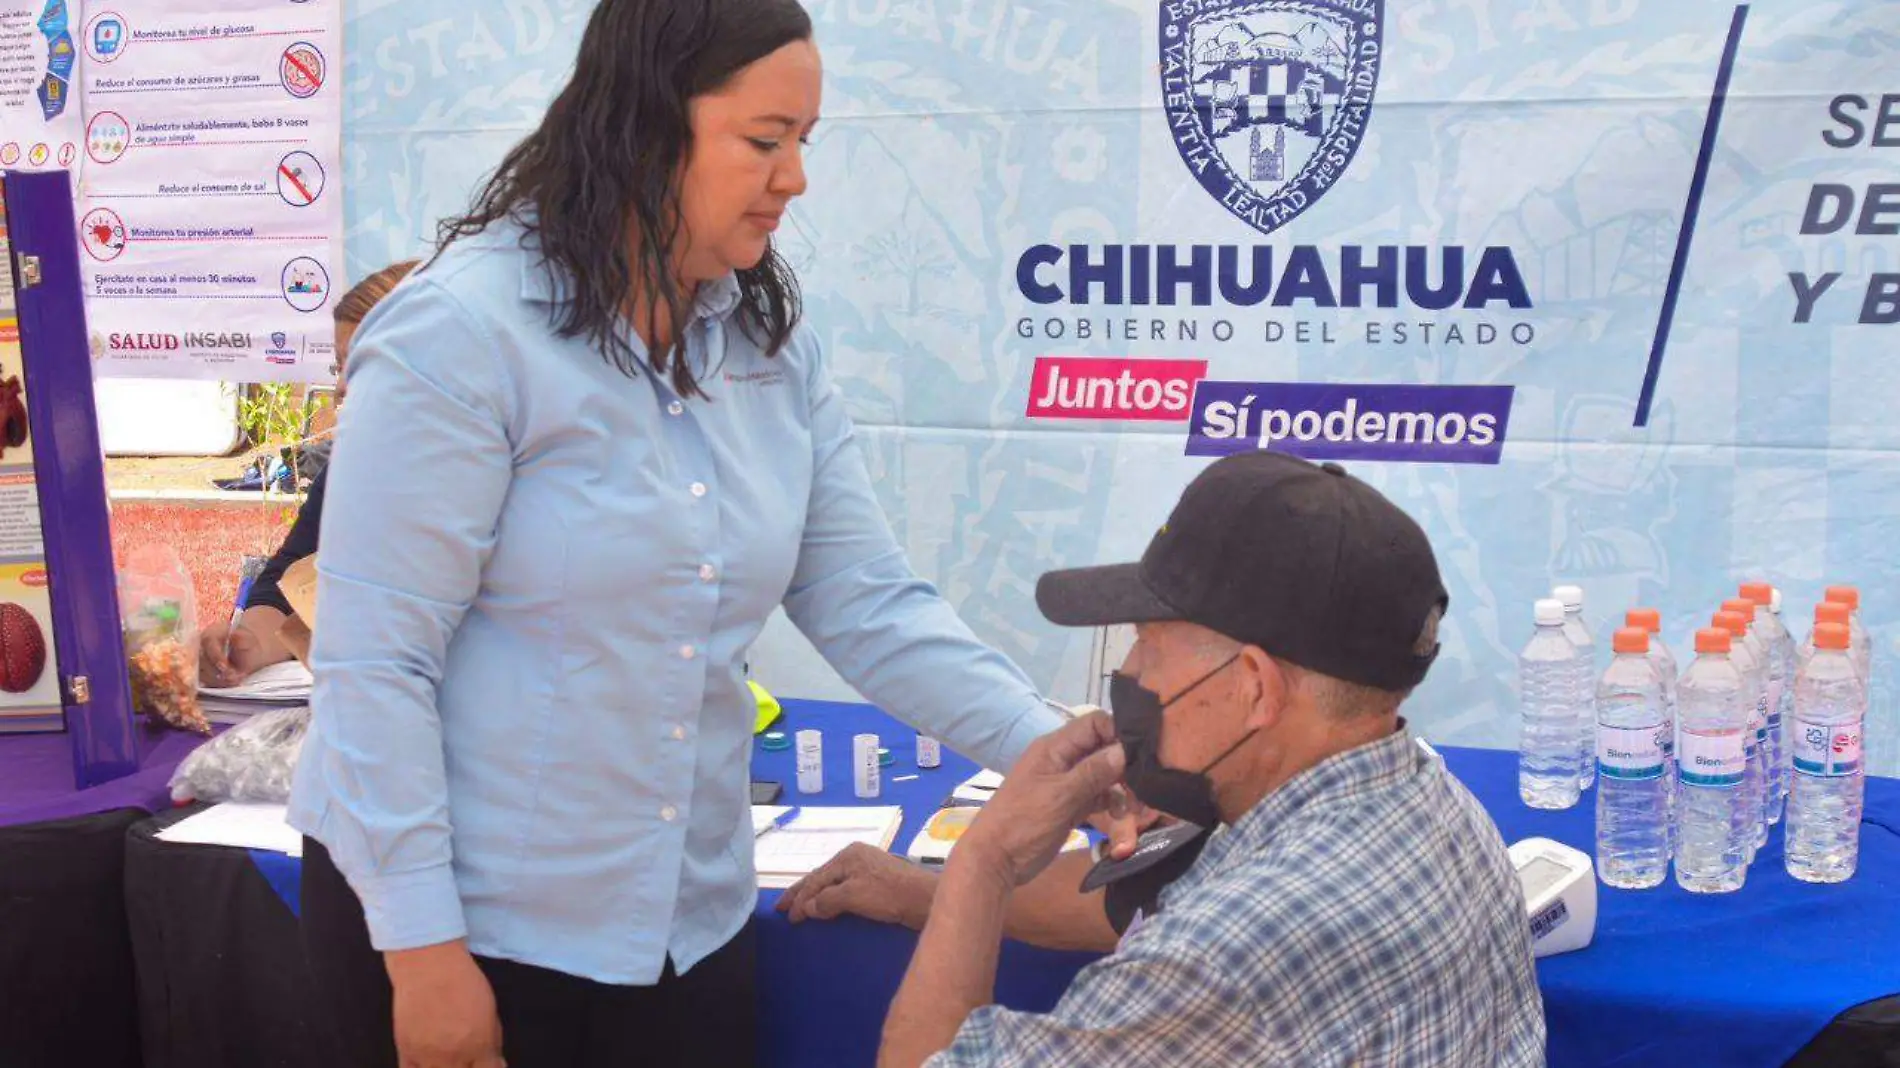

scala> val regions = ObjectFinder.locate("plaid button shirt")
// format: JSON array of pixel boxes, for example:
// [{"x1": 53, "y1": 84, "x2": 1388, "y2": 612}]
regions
[{"x1": 930, "y1": 726, "x2": 1547, "y2": 1067}]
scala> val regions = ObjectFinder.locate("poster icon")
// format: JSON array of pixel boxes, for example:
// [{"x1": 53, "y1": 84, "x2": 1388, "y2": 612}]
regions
[
  {"x1": 0, "y1": 145, "x2": 17, "y2": 166},
  {"x1": 276, "y1": 151, "x2": 324, "y2": 206},
  {"x1": 86, "y1": 111, "x2": 128, "y2": 164},
  {"x1": 56, "y1": 143, "x2": 74, "y2": 167},
  {"x1": 280, "y1": 42, "x2": 325, "y2": 99},
  {"x1": 27, "y1": 144, "x2": 48, "y2": 167},
  {"x1": 80, "y1": 208, "x2": 126, "y2": 262},
  {"x1": 281, "y1": 257, "x2": 329, "y2": 313},
  {"x1": 85, "y1": 11, "x2": 124, "y2": 63}
]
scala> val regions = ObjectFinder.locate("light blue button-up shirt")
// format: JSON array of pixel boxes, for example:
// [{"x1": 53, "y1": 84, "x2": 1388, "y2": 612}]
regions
[{"x1": 287, "y1": 222, "x2": 1061, "y2": 984}]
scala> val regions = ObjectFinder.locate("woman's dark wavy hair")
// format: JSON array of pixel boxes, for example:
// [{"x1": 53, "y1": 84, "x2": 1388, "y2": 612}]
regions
[{"x1": 436, "y1": 0, "x2": 811, "y2": 398}]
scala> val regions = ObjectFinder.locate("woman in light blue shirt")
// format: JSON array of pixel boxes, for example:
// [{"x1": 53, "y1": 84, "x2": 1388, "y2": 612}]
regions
[{"x1": 287, "y1": 2, "x2": 1062, "y2": 1065}]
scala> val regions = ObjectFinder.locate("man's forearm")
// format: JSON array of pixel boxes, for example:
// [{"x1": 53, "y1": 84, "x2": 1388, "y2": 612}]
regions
[
  {"x1": 880, "y1": 850, "x2": 1014, "y2": 1068},
  {"x1": 1003, "y1": 849, "x2": 1118, "y2": 952},
  {"x1": 897, "y1": 850, "x2": 1116, "y2": 953}
]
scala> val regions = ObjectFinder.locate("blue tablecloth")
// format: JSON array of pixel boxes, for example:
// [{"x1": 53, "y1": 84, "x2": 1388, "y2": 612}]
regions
[
  {"x1": 250, "y1": 698, "x2": 1900, "y2": 1067},
  {"x1": 1459, "y1": 738, "x2": 1900, "y2": 1068}
]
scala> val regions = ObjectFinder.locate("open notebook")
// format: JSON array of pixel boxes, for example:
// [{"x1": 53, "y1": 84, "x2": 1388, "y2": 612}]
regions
[
  {"x1": 197, "y1": 660, "x2": 313, "y2": 723},
  {"x1": 753, "y1": 806, "x2": 903, "y2": 890}
]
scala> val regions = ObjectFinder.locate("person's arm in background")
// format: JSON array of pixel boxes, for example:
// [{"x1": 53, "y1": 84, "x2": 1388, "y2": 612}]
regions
[
  {"x1": 780, "y1": 330, "x2": 1064, "y2": 773},
  {"x1": 199, "y1": 469, "x2": 328, "y2": 685},
  {"x1": 286, "y1": 277, "x2": 516, "y2": 1062}
]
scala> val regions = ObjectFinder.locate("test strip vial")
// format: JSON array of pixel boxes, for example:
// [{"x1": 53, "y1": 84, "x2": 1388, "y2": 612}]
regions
[
  {"x1": 854, "y1": 733, "x2": 880, "y2": 798},
  {"x1": 916, "y1": 735, "x2": 942, "y2": 769},
  {"x1": 796, "y1": 730, "x2": 823, "y2": 794}
]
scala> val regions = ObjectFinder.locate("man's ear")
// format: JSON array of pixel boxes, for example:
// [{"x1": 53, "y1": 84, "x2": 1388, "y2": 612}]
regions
[{"x1": 1237, "y1": 645, "x2": 1286, "y2": 733}]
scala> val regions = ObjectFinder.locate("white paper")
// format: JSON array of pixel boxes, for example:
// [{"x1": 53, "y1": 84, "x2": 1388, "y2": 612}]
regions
[
  {"x1": 198, "y1": 659, "x2": 312, "y2": 701},
  {"x1": 0, "y1": 2, "x2": 81, "y2": 176},
  {"x1": 77, "y1": 0, "x2": 343, "y2": 382},
  {"x1": 755, "y1": 806, "x2": 902, "y2": 890},
  {"x1": 156, "y1": 801, "x2": 303, "y2": 855}
]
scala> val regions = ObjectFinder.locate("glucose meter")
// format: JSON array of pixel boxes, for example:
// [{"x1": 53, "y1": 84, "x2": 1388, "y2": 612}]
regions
[{"x1": 1508, "y1": 837, "x2": 1596, "y2": 958}]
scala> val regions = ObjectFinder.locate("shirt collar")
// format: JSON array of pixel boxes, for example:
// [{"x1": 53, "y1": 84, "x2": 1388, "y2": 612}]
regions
[
  {"x1": 518, "y1": 238, "x2": 744, "y2": 326},
  {"x1": 1197, "y1": 719, "x2": 1421, "y2": 872}
]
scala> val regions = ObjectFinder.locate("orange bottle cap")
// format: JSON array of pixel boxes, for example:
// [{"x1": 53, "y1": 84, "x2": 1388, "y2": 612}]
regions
[
  {"x1": 1721, "y1": 598, "x2": 1758, "y2": 620},
  {"x1": 1824, "y1": 586, "x2": 1860, "y2": 611},
  {"x1": 1816, "y1": 602, "x2": 1851, "y2": 626},
  {"x1": 1714, "y1": 611, "x2": 1749, "y2": 637},
  {"x1": 1626, "y1": 608, "x2": 1661, "y2": 633},
  {"x1": 1739, "y1": 582, "x2": 1773, "y2": 606},
  {"x1": 1612, "y1": 627, "x2": 1649, "y2": 654},
  {"x1": 1695, "y1": 628, "x2": 1732, "y2": 654},
  {"x1": 1814, "y1": 623, "x2": 1851, "y2": 651}
]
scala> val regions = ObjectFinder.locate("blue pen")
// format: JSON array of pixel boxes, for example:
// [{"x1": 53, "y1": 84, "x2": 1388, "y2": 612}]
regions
[{"x1": 756, "y1": 807, "x2": 800, "y2": 837}]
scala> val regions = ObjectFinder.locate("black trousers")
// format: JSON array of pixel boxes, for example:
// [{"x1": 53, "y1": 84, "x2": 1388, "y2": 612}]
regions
[{"x1": 301, "y1": 839, "x2": 758, "y2": 1068}]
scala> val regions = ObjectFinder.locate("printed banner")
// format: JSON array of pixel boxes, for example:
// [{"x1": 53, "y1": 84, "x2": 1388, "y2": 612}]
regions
[
  {"x1": 78, "y1": 0, "x2": 342, "y2": 382},
  {"x1": 346, "y1": 1, "x2": 1900, "y2": 771},
  {"x1": 0, "y1": 0, "x2": 80, "y2": 174},
  {"x1": 0, "y1": 183, "x2": 62, "y2": 733}
]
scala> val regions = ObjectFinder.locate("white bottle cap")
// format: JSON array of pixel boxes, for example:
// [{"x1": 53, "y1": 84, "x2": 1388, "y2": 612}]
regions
[
  {"x1": 1769, "y1": 588, "x2": 1783, "y2": 614},
  {"x1": 1551, "y1": 585, "x2": 1584, "y2": 609},
  {"x1": 1534, "y1": 598, "x2": 1565, "y2": 626}
]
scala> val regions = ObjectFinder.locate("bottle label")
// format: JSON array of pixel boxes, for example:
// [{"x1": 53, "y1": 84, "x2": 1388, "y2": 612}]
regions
[
  {"x1": 1597, "y1": 723, "x2": 1666, "y2": 780},
  {"x1": 1793, "y1": 719, "x2": 1862, "y2": 777},
  {"x1": 1678, "y1": 730, "x2": 1746, "y2": 787}
]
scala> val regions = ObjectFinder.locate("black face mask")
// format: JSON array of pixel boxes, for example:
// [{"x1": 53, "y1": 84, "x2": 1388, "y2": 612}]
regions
[{"x1": 1109, "y1": 655, "x2": 1256, "y2": 829}]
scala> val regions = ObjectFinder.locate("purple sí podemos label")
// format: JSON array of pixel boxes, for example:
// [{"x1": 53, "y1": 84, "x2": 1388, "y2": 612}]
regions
[{"x1": 1185, "y1": 381, "x2": 1515, "y2": 465}]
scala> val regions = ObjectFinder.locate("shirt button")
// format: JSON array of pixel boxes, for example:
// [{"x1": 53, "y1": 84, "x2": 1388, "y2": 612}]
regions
[
  {"x1": 667, "y1": 401, "x2": 684, "y2": 416},
  {"x1": 670, "y1": 724, "x2": 686, "y2": 741},
  {"x1": 660, "y1": 805, "x2": 678, "y2": 822},
  {"x1": 679, "y1": 644, "x2": 697, "y2": 660},
  {"x1": 698, "y1": 564, "x2": 716, "y2": 582},
  {"x1": 689, "y1": 482, "x2": 707, "y2": 498}
]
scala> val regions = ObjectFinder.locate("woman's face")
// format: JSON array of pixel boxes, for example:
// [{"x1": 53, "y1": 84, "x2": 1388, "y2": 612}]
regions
[
  {"x1": 676, "y1": 39, "x2": 822, "y2": 285},
  {"x1": 333, "y1": 321, "x2": 356, "y2": 405}
]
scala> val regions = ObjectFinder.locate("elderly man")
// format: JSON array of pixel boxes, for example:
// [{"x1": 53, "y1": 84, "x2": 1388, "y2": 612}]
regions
[{"x1": 788, "y1": 451, "x2": 1545, "y2": 1066}]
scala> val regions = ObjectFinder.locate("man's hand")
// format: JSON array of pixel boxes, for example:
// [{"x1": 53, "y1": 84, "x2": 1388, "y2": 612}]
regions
[
  {"x1": 777, "y1": 842, "x2": 937, "y2": 929},
  {"x1": 385, "y1": 941, "x2": 505, "y2": 1068},
  {"x1": 957, "y1": 711, "x2": 1127, "y2": 888},
  {"x1": 1088, "y1": 787, "x2": 1165, "y2": 861}
]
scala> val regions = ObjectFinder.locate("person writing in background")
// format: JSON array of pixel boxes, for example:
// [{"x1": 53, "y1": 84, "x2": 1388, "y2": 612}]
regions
[
  {"x1": 287, "y1": 4, "x2": 1148, "y2": 1067},
  {"x1": 198, "y1": 260, "x2": 418, "y2": 687},
  {"x1": 863, "y1": 452, "x2": 1545, "y2": 1067}
]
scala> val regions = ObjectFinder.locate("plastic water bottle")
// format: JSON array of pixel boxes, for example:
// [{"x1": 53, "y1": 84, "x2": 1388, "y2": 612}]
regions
[
  {"x1": 1823, "y1": 586, "x2": 1872, "y2": 685},
  {"x1": 1627, "y1": 608, "x2": 1678, "y2": 851},
  {"x1": 1722, "y1": 599, "x2": 1775, "y2": 847},
  {"x1": 1786, "y1": 622, "x2": 1867, "y2": 884},
  {"x1": 1595, "y1": 627, "x2": 1670, "y2": 889},
  {"x1": 1715, "y1": 608, "x2": 1768, "y2": 857},
  {"x1": 1519, "y1": 598, "x2": 1583, "y2": 809},
  {"x1": 1553, "y1": 585, "x2": 1597, "y2": 790},
  {"x1": 1741, "y1": 583, "x2": 1795, "y2": 822},
  {"x1": 1675, "y1": 627, "x2": 1750, "y2": 894}
]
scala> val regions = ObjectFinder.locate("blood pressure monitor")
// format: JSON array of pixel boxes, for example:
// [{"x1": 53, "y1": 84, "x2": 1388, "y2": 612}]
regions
[{"x1": 1509, "y1": 837, "x2": 1595, "y2": 958}]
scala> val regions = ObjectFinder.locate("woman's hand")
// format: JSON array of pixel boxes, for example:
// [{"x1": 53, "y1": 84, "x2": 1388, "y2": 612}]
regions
[
  {"x1": 385, "y1": 941, "x2": 505, "y2": 1068},
  {"x1": 197, "y1": 608, "x2": 291, "y2": 686}
]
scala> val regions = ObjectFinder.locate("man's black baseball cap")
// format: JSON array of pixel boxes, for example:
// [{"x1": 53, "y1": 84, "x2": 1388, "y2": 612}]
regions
[{"x1": 1036, "y1": 452, "x2": 1448, "y2": 692}]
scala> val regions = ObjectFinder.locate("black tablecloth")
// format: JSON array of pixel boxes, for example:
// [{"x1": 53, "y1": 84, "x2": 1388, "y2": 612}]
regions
[
  {"x1": 0, "y1": 809, "x2": 145, "y2": 1068},
  {"x1": 123, "y1": 807, "x2": 327, "y2": 1068}
]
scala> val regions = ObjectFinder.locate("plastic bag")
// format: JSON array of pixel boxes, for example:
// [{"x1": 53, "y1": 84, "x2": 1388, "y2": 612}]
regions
[
  {"x1": 168, "y1": 704, "x2": 311, "y2": 804},
  {"x1": 120, "y1": 543, "x2": 209, "y2": 734}
]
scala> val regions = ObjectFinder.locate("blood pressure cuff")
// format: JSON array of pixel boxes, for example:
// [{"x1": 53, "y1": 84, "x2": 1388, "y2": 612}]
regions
[{"x1": 1093, "y1": 823, "x2": 1213, "y2": 935}]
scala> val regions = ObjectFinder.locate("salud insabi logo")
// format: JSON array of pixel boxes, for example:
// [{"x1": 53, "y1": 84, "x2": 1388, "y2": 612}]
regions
[{"x1": 1160, "y1": 0, "x2": 1381, "y2": 237}]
